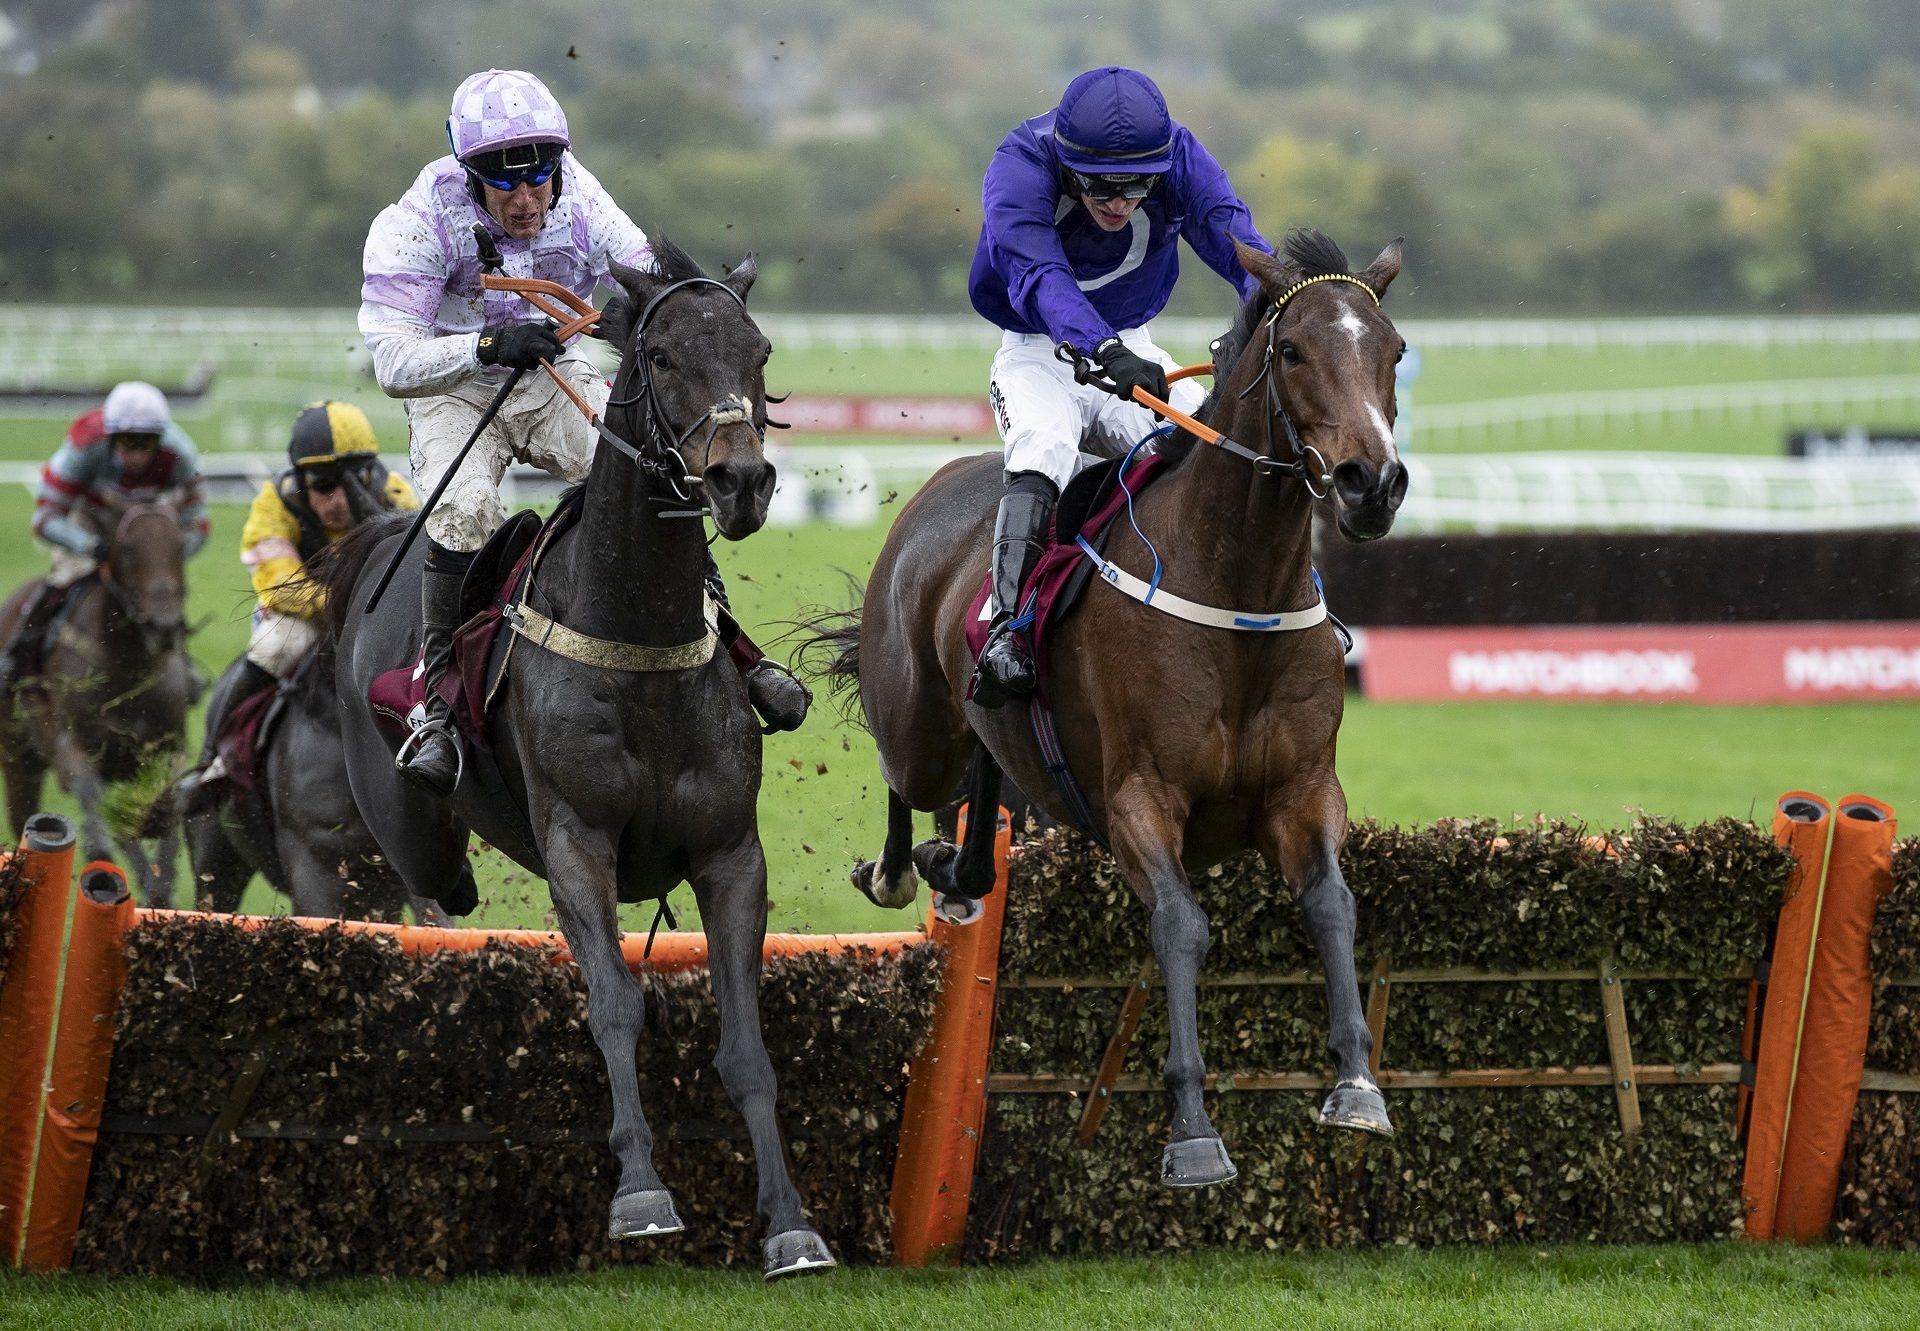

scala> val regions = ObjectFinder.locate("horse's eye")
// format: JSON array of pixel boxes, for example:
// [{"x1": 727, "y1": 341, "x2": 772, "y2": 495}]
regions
[
  {"x1": 1278, "y1": 341, "x2": 1302, "y2": 366},
  {"x1": 649, "y1": 349, "x2": 671, "y2": 371}
]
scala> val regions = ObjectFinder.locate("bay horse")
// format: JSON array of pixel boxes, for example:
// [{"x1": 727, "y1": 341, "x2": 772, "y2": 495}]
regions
[
  {"x1": 183, "y1": 648, "x2": 455, "y2": 923},
  {"x1": 819, "y1": 229, "x2": 1408, "y2": 1187},
  {"x1": 0, "y1": 501, "x2": 194, "y2": 905},
  {"x1": 315, "y1": 241, "x2": 834, "y2": 1277}
]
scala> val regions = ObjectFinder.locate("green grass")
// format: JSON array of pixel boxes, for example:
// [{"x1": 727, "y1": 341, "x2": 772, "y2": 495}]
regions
[
  {"x1": 4, "y1": 1244, "x2": 1918, "y2": 1329},
  {"x1": 0, "y1": 482, "x2": 1912, "y2": 933}
]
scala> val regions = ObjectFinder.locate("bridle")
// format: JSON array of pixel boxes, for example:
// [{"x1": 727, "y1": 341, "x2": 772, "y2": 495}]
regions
[
  {"x1": 476, "y1": 266, "x2": 773, "y2": 509},
  {"x1": 597, "y1": 277, "x2": 769, "y2": 505},
  {"x1": 1067, "y1": 270, "x2": 1385, "y2": 497},
  {"x1": 1228, "y1": 273, "x2": 1382, "y2": 499}
]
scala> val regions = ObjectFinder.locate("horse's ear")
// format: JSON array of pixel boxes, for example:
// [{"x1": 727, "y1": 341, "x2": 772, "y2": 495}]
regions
[
  {"x1": 1235, "y1": 238, "x2": 1301, "y2": 297},
  {"x1": 723, "y1": 254, "x2": 757, "y2": 301},
  {"x1": 1360, "y1": 238, "x2": 1404, "y2": 299},
  {"x1": 601, "y1": 259, "x2": 658, "y2": 347}
]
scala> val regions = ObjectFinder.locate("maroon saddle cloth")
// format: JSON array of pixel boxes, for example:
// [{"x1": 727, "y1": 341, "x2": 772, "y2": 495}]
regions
[
  {"x1": 212, "y1": 683, "x2": 278, "y2": 793},
  {"x1": 965, "y1": 450, "x2": 1176, "y2": 703},
  {"x1": 367, "y1": 496, "x2": 763, "y2": 750},
  {"x1": 368, "y1": 502, "x2": 574, "y2": 752}
]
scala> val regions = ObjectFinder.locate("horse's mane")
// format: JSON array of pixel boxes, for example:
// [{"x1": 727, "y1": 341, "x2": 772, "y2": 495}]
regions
[
  {"x1": 1162, "y1": 227, "x2": 1353, "y2": 464},
  {"x1": 599, "y1": 236, "x2": 708, "y2": 349},
  {"x1": 310, "y1": 510, "x2": 413, "y2": 644}
]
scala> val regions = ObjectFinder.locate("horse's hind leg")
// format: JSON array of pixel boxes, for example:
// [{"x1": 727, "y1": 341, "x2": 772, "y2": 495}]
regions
[
  {"x1": 2, "y1": 747, "x2": 47, "y2": 844},
  {"x1": 544, "y1": 825, "x2": 681, "y2": 1239},
  {"x1": 693, "y1": 839, "x2": 835, "y2": 1278},
  {"x1": 1108, "y1": 778, "x2": 1238, "y2": 1187},
  {"x1": 1263, "y1": 777, "x2": 1391, "y2": 1137}
]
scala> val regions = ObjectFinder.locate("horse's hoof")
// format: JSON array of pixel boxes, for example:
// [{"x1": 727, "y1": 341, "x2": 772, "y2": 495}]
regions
[
  {"x1": 909, "y1": 837, "x2": 958, "y2": 892},
  {"x1": 931, "y1": 891, "x2": 982, "y2": 927},
  {"x1": 609, "y1": 1188, "x2": 684, "y2": 1239},
  {"x1": 1161, "y1": 1135, "x2": 1237, "y2": 1188},
  {"x1": 852, "y1": 857, "x2": 918, "y2": 910},
  {"x1": 1316, "y1": 1079, "x2": 1394, "y2": 1136},
  {"x1": 763, "y1": 1227, "x2": 836, "y2": 1279}
]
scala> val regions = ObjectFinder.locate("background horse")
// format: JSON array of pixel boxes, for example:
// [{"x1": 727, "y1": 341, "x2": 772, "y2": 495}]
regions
[
  {"x1": 0, "y1": 500, "x2": 193, "y2": 904},
  {"x1": 817, "y1": 229, "x2": 1408, "y2": 1187},
  {"x1": 183, "y1": 647, "x2": 455, "y2": 922},
  {"x1": 316, "y1": 241, "x2": 835, "y2": 1277}
]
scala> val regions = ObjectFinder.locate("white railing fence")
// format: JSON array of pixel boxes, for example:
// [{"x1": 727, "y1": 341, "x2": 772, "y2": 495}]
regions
[{"x1": 8, "y1": 448, "x2": 1916, "y2": 534}]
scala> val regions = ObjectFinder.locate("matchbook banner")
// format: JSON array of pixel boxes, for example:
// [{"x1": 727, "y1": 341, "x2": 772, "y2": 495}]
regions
[
  {"x1": 1360, "y1": 623, "x2": 1920, "y2": 702},
  {"x1": 782, "y1": 396, "x2": 994, "y2": 436}
]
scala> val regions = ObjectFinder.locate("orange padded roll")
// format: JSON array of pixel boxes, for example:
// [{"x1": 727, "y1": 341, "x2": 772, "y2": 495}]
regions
[
  {"x1": 1772, "y1": 795, "x2": 1896, "y2": 1242},
  {"x1": 1741, "y1": 792, "x2": 1831, "y2": 1242},
  {"x1": 890, "y1": 806, "x2": 1010, "y2": 1266},
  {"x1": 20, "y1": 863, "x2": 133, "y2": 1270},
  {"x1": 0, "y1": 814, "x2": 79, "y2": 1269}
]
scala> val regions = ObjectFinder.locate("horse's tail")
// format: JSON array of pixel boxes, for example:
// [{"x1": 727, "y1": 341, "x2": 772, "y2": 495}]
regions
[
  {"x1": 310, "y1": 510, "x2": 413, "y2": 644},
  {"x1": 791, "y1": 597, "x2": 866, "y2": 729}
]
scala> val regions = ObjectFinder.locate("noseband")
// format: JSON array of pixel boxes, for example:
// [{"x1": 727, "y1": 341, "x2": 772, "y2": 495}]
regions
[
  {"x1": 599, "y1": 276, "x2": 766, "y2": 504},
  {"x1": 1230, "y1": 272, "x2": 1381, "y2": 499}
]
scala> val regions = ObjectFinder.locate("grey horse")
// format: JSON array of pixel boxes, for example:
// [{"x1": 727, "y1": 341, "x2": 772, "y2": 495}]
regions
[{"x1": 314, "y1": 240, "x2": 834, "y2": 1278}]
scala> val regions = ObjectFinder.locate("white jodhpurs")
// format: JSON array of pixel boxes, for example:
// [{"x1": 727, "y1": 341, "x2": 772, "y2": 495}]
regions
[
  {"x1": 407, "y1": 354, "x2": 610, "y2": 553},
  {"x1": 986, "y1": 326, "x2": 1209, "y2": 492},
  {"x1": 247, "y1": 607, "x2": 321, "y2": 678}
]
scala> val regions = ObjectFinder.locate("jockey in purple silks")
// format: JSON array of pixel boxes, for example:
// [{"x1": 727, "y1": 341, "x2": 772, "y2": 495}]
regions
[
  {"x1": 360, "y1": 68, "x2": 808, "y2": 797},
  {"x1": 966, "y1": 66, "x2": 1275, "y2": 706}
]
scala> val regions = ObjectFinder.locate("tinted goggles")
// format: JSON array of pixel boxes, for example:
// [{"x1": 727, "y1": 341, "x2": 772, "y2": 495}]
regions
[
  {"x1": 463, "y1": 143, "x2": 563, "y2": 192},
  {"x1": 303, "y1": 462, "x2": 372, "y2": 495},
  {"x1": 1067, "y1": 169, "x2": 1159, "y2": 201}
]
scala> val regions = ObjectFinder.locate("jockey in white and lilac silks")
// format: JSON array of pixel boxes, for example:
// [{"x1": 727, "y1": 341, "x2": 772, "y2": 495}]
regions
[
  {"x1": 966, "y1": 66, "x2": 1275, "y2": 706},
  {"x1": 359, "y1": 67, "x2": 807, "y2": 798},
  {"x1": 0, "y1": 381, "x2": 209, "y2": 697}
]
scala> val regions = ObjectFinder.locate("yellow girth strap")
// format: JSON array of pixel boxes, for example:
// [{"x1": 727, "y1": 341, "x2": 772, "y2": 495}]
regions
[{"x1": 504, "y1": 593, "x2": 719, "y2": 672}]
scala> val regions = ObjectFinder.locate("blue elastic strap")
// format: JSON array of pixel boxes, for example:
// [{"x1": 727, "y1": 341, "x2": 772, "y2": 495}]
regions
[{"x1": 1115, "y1": 426, "x2": 1172, "y2": 604}]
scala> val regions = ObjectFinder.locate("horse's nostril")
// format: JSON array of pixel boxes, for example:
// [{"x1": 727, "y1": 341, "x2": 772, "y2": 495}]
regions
[
  {"x1": 1383, "y1": 460, "x2": 1410, "y2": 511},
  {"x1": 1332, "y1": 459, "x2": 1375, "y2": 509}
]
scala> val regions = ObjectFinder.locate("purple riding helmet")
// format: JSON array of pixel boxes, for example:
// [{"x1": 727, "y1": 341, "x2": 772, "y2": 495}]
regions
[
  {"x1": 446, "y1": 68, "x2": 572, "y2": 206},
  {"x1": 1051, "y1": 67, "x2": 1176, "y2": 176}
]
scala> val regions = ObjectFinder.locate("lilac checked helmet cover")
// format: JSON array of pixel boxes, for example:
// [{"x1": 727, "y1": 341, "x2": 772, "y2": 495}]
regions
[{"x1": 446, "y1": 68, "x2": 570, "y2": 160}]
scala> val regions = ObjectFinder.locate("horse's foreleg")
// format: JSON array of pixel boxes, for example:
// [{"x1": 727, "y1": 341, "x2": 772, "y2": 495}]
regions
[
  {"x1": 852, "y1": 787, "x2": 920, "y2": 910},
  {"x1": 544, "y1": 822, "x2": 680, "y2": 1239},
  {"x1": 48, "y1": 731, "x2": 113, "y2": 866},
  {"x1": 1264, "y1": 778, "x2": 1392, "y2": 1137},
  {"x1": 692, "y1": 840, "x2": 835, "y2": 1278},
  {"x1": 1108, "y1": 778, "x2": 1236, "y2": 1188}
]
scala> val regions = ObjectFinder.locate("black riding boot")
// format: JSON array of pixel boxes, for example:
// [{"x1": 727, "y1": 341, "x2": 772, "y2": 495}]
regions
[
  {"x1": 395, "y1": 553, "x2": 470, "y2": 797},
  {"x1": 176, "y1": 657, "x2": 275, "y2": 815},
  {"x1": 705, "y1": 550, "x2": 812, "y2": 732},
  {"x1": 973, "y1": 472, "x2": 1057, "y2": 708},
  {"x1": 0, "y1": 583, "x2": 66, "y2": 701}
]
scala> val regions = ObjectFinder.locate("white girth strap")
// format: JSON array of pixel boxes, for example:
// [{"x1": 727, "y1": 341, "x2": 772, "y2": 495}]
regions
[
  {"x1": 504, "y1": 592, "x2": 719, "y2": 671},
  {"x1": 1077, "y1": 541, "x2": 1328, "y2": 633}
]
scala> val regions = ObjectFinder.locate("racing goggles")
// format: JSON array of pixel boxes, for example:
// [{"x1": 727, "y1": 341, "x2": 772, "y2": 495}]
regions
[
  {"x1": 1067, "y1": 169, "x2": 1159, "y2": 202},
  {"x1": 462, "y1": 142, "x2": 563, "y2": 192},
  {"x1": 302, "y1": 461, "x2": 372, "y2": 495}
]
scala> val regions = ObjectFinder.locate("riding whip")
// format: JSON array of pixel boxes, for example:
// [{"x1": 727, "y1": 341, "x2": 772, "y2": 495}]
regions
[{"x1": 363, "y1": 224, "x2": 528, "y2": 614}]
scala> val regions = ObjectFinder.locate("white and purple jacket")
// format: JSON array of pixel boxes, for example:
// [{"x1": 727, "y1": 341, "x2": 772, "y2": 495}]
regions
[{"x1": 358, "y1": 152, "x2": 653, "y2": 397}]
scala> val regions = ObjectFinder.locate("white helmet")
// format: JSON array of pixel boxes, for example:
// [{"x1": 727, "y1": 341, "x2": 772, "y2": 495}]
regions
[
  {"x1": 102, "y1": 381, "x2": 170, "y2": 436},
  {"x1": 446, "y1": 69, "x2": 570, "y2": 160}
]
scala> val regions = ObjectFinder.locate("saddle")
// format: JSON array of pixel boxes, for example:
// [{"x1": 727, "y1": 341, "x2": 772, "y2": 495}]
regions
[
  {"x1": 965, "y1": 450, "x2": 1178, "y2": 703},
  {"x1": 368, "y1": 490, "x2": 583, "y2": 751}
]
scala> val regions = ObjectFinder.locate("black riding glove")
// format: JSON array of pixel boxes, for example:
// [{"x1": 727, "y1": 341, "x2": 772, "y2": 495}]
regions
[
  {"x1": 476, "y1": 323, "x2": 564, "y2": 371},
  {"x1": 1094, "y1": 338, "x2": 1170, "y2": 405},
  {"x1": 92, "y1": 537, "x2": 112, "y2": 564}
]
